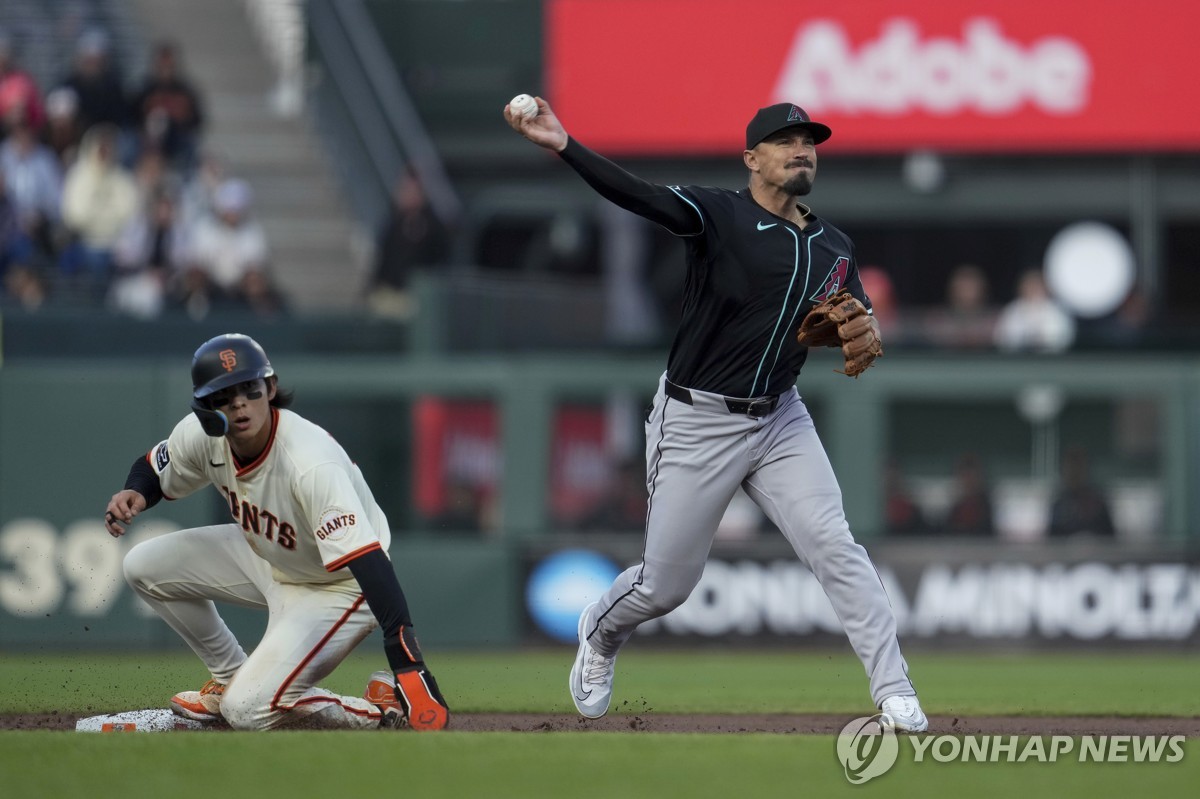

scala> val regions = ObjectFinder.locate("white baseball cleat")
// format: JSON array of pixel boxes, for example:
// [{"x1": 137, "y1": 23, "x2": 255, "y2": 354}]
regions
[
  {"x1": 569, "y1": 601, "x2": 616, "y2": 719},
  {"x1": 879, "y1": 694, "x2": 929, "y2": 733},
  {"x1": 170, "y1": 678, "x2": 226, "y2": 722}
]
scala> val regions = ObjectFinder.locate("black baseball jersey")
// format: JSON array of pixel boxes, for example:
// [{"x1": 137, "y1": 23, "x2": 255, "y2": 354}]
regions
[{"x1": 560, "y1": 138, "x2": 871, "y2": 398}]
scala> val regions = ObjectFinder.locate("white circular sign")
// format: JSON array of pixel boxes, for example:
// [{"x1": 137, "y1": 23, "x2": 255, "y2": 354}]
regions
[{"x1": 1044, "y1": 222, "x2": 1135, "y2": 318}]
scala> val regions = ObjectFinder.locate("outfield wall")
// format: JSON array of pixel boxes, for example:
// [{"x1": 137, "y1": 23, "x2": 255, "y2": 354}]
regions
[
  {"x1": 2, "y1": 353, "x2": 1199, "y2": 650},
  {"x1": 4, "y1": 528, "x2": 1199, "y2": 650}
]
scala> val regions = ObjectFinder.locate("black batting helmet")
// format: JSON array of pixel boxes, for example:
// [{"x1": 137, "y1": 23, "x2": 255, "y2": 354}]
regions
[
  {"x1": 191, "y1": 333, "x2": 275, "y2": 400},
  {"x1": 190, "y1": 334, "x2": 275, "y2": 437}
]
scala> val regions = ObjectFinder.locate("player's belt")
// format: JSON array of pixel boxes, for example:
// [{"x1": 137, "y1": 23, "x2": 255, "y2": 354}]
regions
[{"x1": 664, "y1": 380, "x2": 779, "y2": 418}]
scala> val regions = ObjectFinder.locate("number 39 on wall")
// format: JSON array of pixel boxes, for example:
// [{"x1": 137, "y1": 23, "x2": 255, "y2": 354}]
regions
[{"x1": 0, "y1": 519, "x2": 179, "y2": 618}]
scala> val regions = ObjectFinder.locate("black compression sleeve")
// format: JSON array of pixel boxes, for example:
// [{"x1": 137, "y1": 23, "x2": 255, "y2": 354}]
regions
[
  {"x1": 346, "y1": 548, "x2": 425, "y2": 672},
  {"x1": 559, "y1": 137, "x2": 704, "y2": 235},
  {"x1": 124, "y1": 454, "x2": 164, "y2": 509}
]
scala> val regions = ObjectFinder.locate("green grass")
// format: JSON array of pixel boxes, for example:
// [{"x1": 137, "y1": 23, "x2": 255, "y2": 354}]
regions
[
  {"x1": 4, "y1": 648, "x2": 1197, "y2": 717},
  {"x1": 3, "y1": 648, "x2": 1199, "y2": 798},
  {"x1": 4, "y1": 730, "x2": 1198, "y2": 799}
]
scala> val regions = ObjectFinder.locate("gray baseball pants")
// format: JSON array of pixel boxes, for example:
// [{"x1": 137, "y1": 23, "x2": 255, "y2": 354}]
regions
[{"x1": 586, "y1": 372, "x2": 915, "y2": 705}]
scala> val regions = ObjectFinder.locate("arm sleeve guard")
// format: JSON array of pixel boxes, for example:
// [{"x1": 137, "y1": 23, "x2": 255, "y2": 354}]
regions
[
  {"x1": 346, "y1": 548, "x2": 425, "y2": 671},
  {"x1": 559, "y1": 137, "x2": 704, "y2": 236},
  {"x1": 124, "y1": 454, "x2": 164, "y2": 509}
]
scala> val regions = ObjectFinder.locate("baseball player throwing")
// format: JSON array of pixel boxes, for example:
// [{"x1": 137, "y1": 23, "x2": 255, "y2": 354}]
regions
[
  {"x1": 103, "y1": 334, "x2": 449, "y2": 731},
  {"x1": 505, "y1": 98, "x2": 927, "y2": 732}
]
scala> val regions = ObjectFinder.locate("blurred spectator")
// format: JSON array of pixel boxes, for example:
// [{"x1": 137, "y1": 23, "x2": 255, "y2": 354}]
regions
[
  {"x1": 108, "y1": 187, "x2": 187, "y2": 319},
  {"x1": 858, "y1": 265, "x2": 899, "y2": 339},
  {"x1": 942, "y1": 452, "x2": 995, "y2": 536},
  {"x1": 924, "y1": 263, "x2": 997, "y2": 349},
  {"x1": 0, "y1": 31, "x2": 45, "y2": 134},
  {"x1": 181, "y1": 177, "x2": 277, "y2": 314},
  {"x1": 0, "y1": 111, "x2": 63, "y2": 265},
  {"x1": 57, "y1": 28, "x2": 127, "y2": 133},
  {"x1": 176, "y1": 151, "x2": 225, "y2": 230},
  {"x1": 52, "y1": 0, "x2": 97, "y2": 48},
  {"x1": 106, "y1": 262, "x2": 165, "y2": 319},
  {"x1": 526, "y1": 212, "x2": 596, "y2": 277},
  {"x1": 132, "y1": 148, "x2": 169, "y2": 203},
  {"x1": 994, "y1": 269, "x2": 1076, "y2": 353},
  {"x1": 60, "y1": 122, "x2": 139, "y2": 298},
  {"x1": 366, "y1": 167, "x2": 450, "y2": 320},
  {"x1": 129, "y1": 41, "x2": 205, "y2": 173},
  {"x1": 168, "y1": 265, "x2": 222, "y2": 320},
  {"x1": 0, "y1": 174, "x2": 24, "y2": 275},
  {"x1": 42, "y1": 86, "x2": 84, "y2": 167},
  {"x1": 113, "y1": 188, "x2": 186, "y2": 272},
  {"x1": 238, "y1": 268, "x2": 288, "y2": 319},
  {"x1": 1, "y1": 262, "x2": 47, "y2": 310},
  {"x1": 576, "y1": 459, "x2": 648, "y2": 533},
  {"x1": 1079, "y1": 287, "x2": 1149, "y2": 349},
  {"x1": 1047, "y1": 446, "x2": 1115, "y2": 539},
  {"x1": 883, "y1": 459, "x2": 928, "y2": 535}
]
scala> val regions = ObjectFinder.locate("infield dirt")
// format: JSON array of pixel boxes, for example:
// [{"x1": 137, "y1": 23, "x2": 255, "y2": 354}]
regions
[{"x1": 5, "y1": 712, "x2": 1200, "y2": 735}]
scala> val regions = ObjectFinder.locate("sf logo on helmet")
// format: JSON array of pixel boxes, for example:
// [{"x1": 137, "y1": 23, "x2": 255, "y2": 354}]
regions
[{"x1": 219, "y1": 349, "x2": 238, "y2": 372}]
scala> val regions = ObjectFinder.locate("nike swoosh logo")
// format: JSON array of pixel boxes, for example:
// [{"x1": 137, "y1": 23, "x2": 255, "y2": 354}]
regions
[
  {"x1": 574, "y1": 673, "x2": 592, "y2": 701},
  {"x1": 210, "y1": 460, "x2": 225, "y2": 468},
  {"x1": 756, "y1": 222, "x2": 777, "y2": 230}
]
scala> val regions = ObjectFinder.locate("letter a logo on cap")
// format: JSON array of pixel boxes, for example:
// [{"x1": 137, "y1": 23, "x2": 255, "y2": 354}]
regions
[{"x1": 787, "y1": 105, "x2": 805, "y2": 122}]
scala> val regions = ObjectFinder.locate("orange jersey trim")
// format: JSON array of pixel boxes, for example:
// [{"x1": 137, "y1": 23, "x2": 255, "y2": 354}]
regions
[
  {"x1": 325, "y1": 542, "x2": 383, "y2": 572},
  {"x1": 234, "y1": 408, "x2": 279, "y2": 477}
]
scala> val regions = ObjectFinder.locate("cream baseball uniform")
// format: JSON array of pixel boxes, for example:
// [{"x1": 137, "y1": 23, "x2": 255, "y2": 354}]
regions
[{"x1": 123, "y1": 407, "x2": 391, "y2": 730}]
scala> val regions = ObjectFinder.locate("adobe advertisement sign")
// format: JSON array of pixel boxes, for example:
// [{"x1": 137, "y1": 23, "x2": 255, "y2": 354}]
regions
[{"x1": 546, "y1": 0, "x2": 1200, "y2": 153}]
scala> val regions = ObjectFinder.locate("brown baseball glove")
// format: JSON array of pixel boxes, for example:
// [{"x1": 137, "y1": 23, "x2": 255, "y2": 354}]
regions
[{"x1": 796, "y1": 289, "x2": 884, "y2": 377}]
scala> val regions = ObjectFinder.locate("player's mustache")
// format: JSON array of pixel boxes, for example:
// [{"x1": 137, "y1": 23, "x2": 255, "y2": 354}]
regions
[{"x1": 787, "y1": 158, "x2": 813, "y2": 168}]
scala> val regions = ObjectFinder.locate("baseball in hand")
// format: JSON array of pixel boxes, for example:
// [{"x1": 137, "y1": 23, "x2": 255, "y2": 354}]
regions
[{"x1": 509, "y1": 93, "x2": 538, "y2": 120}]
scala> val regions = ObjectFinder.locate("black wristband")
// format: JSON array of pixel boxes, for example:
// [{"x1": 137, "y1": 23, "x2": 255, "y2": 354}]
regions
[{"x1": 124, "y1": 454, "x2": 164, "y2": 509}]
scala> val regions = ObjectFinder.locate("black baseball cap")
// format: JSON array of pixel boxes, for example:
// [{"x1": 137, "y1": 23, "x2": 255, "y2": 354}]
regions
[{"x1": 745, "y1": 103, "x2": 832, "y2": 149}]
